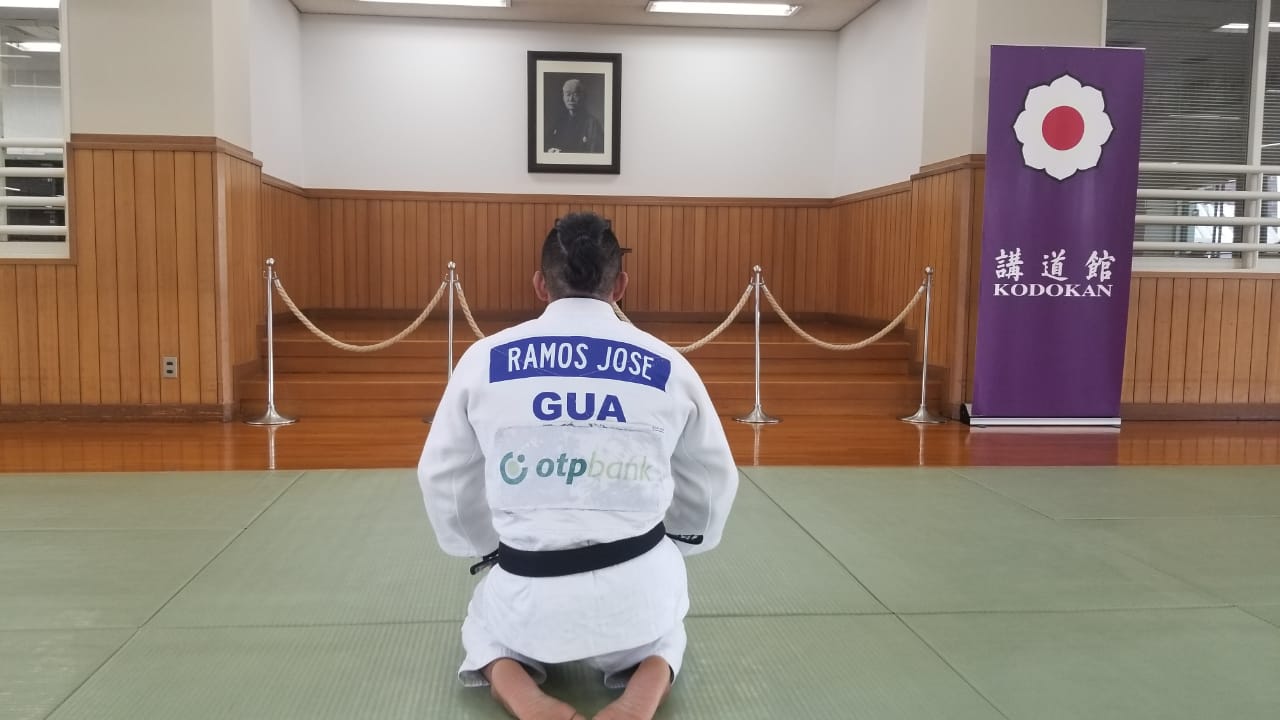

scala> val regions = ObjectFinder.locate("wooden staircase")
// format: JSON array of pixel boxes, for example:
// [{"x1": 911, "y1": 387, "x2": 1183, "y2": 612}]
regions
[{"x1": 238, "y1": 313, "x2": 940, "y2": 419}]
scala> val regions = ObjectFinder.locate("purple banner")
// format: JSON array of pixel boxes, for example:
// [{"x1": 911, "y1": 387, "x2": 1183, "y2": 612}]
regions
[{"x1": 971, "y1": 45, "x2": 1145, "y2": 419}]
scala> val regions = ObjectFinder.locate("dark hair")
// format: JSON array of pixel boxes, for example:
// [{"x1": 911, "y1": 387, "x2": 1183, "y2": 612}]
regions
[{"x1": 541, "y1": 212, "x2": 622, "y2": 300}]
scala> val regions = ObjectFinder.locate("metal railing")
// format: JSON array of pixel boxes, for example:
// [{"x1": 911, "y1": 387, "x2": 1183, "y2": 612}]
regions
[
  {"x1": 0, "y1": 137, "x2": 68, "y2": 260},
  {"x1": 1135, "y1": 161, "x2": 1280, "y2": 269}
]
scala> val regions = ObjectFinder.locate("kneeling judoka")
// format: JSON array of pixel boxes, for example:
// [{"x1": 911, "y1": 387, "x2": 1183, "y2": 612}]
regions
[{"x1": 418, "y1": 212, "x2": 739, "y2": 720}]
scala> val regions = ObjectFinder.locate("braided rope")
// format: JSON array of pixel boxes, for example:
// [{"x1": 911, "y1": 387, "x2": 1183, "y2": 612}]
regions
[
  {"x1": 611, "y1": 283, "x2": 753, "y2": 354},
  {"x1": 454, "y1": 283, "x2": 487, "y2": 339},
  {"x1": 273, "y1": 279, "x2": 449, "y2": 352},
  {"x1": 459, "y1": 281, "x2": 752, "y2": 354},
  {"x1": 762, "y1": 282, "x2": 924, "y2": 351}
]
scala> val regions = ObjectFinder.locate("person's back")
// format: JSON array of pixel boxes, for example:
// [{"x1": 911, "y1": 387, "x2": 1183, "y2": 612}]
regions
[{"x1": 418, "y1": 212, "x2": 738, "y2": 720}]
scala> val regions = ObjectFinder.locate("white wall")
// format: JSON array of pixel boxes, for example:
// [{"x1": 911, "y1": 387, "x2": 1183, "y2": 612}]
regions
[
  {"x1": 920, "y1": 0, "x2": 981, "y2": 166},
  {"x1": 919, "y1": 0, "x2": 1105, "y2": 165},
  {"x1": 250, "y1": 0, "x2": 305, "y2": 183},
  {"x1": 832, "y1": 0, "x2": 927, "y2": 196},
  {"x1": 301, "y1": 15, "x2": 837, "y2": 197},
  {"x1": 213, "y1": 0, "x2": 252, "y2": 149},
  {"x1": 68, "y1": 0, "x2": 215, "y2": 135},
  {"x1": 970, "y1": 0, "x2": 1105, "y2": 153}
]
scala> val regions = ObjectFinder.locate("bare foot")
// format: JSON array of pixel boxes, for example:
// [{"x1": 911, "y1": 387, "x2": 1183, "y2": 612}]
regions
[
  {"x1": 485, "y1": 658, "x2": 585, "y2": 720},
  {"x1": 593, "y1": 656, "x2": 672, "y2": 720}
]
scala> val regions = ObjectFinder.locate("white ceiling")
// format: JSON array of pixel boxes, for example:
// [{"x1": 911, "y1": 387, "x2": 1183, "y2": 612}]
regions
[{"x1": 291, "y1": 0, "x2": 878, "y2": 31}]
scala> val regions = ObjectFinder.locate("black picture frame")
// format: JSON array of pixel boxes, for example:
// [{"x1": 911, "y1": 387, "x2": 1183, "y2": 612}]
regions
[{"x1": 528, "y1": 51, "x2": 621, "y2": 174}]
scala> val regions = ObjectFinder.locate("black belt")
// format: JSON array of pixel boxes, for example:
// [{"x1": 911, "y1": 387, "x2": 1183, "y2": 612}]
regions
[{"x1": 469, "y1": 523, "x2": 703, "y2": 577}]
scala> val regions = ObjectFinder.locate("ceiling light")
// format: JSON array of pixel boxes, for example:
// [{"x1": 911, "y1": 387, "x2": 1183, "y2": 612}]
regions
[
  {"x1": 356, "y1": 0, "x2": 510, "y2": 7},
  {"x1": 647, "y1": 1, "x2": 799, "y2": 16},
  {"x1": 1217, "y1": 21, "x2": 1280, "y2": 32},
  {"x1": 0, "y1": 1, "x2": 59, "y2": 8},
  {"x1": 5, "y1": 42, "x2": 60, "y2": 53}
]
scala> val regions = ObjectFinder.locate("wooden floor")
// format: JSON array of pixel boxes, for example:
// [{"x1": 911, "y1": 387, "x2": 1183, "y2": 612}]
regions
[{"x1": 1, "y1": 416, "x2": 1277, "y2": 472}]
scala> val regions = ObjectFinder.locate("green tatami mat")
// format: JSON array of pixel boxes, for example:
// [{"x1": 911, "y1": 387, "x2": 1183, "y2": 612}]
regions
[
  {"x1": 0, "y1": 472, "x2": 300, "y2": 530},
  {"x1": 0, "y1": 629, "x2": 132, "y2": 720},
  {"x1": 1243, "y1": 606, "x2": 1280, "y2": 629},
  {"x1": 685, "y1": 478, "x2": 886, "y2": 616},
  {"x1": 745, "y1": 467, "x2": 1216, "y2": 613},
  {"x1": 905, "y1": 608, "x2": 1280, "y2": 720},
  {"x1": 0, "y1": 530, "x2": 238, "y2": 630},
  {"x1": 47, "y1": 617, "x2": 1005, "y2": 720},
  {"x1": 1076, "y1": 517, "x2": 1280, "y2": 604},
  {"x1": 952, "y1": 466, "x2": 1280, "y2": 519},
  {"x1": 151, "y1": 470, "x2": 478, "y2": 627}
]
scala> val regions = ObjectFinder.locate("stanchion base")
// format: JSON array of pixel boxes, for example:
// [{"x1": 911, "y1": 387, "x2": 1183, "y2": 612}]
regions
[
  {"x1": 900, "y1": 406, "x2": 947, "y2": 425},
  {"x1": 245, "y1": 406, "x2": 297, "y2": 426},
  {"x1": 735, "y1": 406, "x2": 780, "y2": 424}
]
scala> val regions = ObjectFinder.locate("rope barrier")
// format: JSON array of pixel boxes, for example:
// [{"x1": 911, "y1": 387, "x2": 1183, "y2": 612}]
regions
[
  {"x1": 454, "y1": 283, "x2": 488, "y2": 339},
  {"x1": 761, "y1": 282, "x2": 924, "y2": 351},
  {"x1": 612, "y1": 283, "x2": 754, "y2": 354},
  {"x1": 273, "y1": 278, "x2": 449, "y2": 352}
]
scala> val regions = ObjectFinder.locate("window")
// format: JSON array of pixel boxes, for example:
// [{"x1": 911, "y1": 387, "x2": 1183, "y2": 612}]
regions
[
  {"x1": 1108, "y1": 0, "x2": 1280, "y2": 269},
  {"x1": 0, "y1": 1, "x2": 66, "y2": 261}
]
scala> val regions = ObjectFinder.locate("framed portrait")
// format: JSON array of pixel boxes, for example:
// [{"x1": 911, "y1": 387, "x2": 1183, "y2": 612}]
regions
[{"x1": 528, "y1": 51, "x2": 621, "y2": 174}]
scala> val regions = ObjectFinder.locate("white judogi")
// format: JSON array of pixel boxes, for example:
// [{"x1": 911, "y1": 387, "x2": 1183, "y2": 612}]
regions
[{"x1": 417, "y1": 298, "x2": 738, "y2": 686}]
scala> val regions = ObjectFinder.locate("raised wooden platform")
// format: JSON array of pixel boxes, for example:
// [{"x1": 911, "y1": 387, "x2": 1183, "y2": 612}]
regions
[{"x1": 238, "y1": 313, "x2": 940, "y2": 419}]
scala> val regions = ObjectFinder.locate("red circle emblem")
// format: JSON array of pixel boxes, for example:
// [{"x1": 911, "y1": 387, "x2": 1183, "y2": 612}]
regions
[{"x1": 1041, "y1": 106, "x2": 1085, "y2": 151}]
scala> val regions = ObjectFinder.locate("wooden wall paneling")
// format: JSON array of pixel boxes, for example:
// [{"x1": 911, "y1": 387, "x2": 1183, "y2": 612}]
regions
[
  {"x1": 55, "y1": 265, "x2": 80, "y2": 403},
  {"x1": 155, "y1": 152, "x2": 180, "y2": 405},
  {"x1": 1249, "y1": 280, "x2": 1273, "y2": 402},
  {"x1": 657, "y1": 204, "x2": 672, "y2": 312},
  {"x1": 134, "y1": 151, "x2": 161, "y2": 404},
  {"x1": 1268, "y1": 279, "x2": 1280, "y2": 402},
  {"x1": 193, "y1": 152, "x2": 218, "y2": 405},
  {"x1": 416, "y1": 203, "x2": 431, "y2": 307},
  {"x1": 317, "y1": 199, "x2": 332, "y2": 307},
  {"x1": 1163, "y1": 277, "x2": 1190, "y2": 404},
  {"x1": 1183, "y1": 278, "x2": 1207, "y2": 403},
  {"x1": 1122, "y1": 278, "x2": 1140, "y2": 403},
  {"x1": 408, "y1": 200, "x2": 422, "y2": 310},
  {"x1": 1199, "y1": 279, "x2": 1224, "y2": 403},
  {"x1": 461, "y1": 202, "x2": 477, "y2": 308},
  {"x1": 393, "y1": 201, "x2": 406, "y2": 307},
  {"x1": 1215, "y1": 279, "x2": 1240, "y2": 403},
  {"x1": 1132, "y1": 277, "x2": 1157, "y2": 404},
  {"x1": 345, "y1": 197, "x2": 360, "y2": 307},
  {"x1": 0, "y1": 267, "x2": 19, "y2": 404},
  {"x1": 34, "y1": 266, "x2": 60, "y2": 403},
  {"x1": 73, "y1": 149, "x2": 101, "y2": 404},
  {"x1": 174, "y1": 152, "x2": 201, "y2": 404},
  {"x1": 1232, "y1": 279, "x2": 1256, "y2": 404},
  {"x1": 1148, "y1": 278, "x2": 1173, "y2": 404},
  {"x1": 113, "y1": 151, "x2": 141, "y2": 405},
  {"x1": 14, "y1": 267, "x2": 38, "y2": 403},
  {"x1": 92, "y1": 150, "x2": 121, "y2": 404}
]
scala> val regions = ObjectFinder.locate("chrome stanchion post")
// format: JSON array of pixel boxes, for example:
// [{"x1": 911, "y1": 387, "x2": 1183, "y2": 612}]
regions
[
  {"x1": 447, "y1": 261, "x2": 457, "y2": 379},
  {"x1": 246, "y1": 258, "x2": 297, "y2": 426},
  {"x1": 735, "y1": 265, "x2": 779, "y2": 425},
  {"x1": 901, "y1": 266, "x2": 947, "y2": 424}
]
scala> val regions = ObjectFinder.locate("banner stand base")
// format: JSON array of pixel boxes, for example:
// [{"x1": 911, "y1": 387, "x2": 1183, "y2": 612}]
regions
[{"x1": 961, "y1": 404, "x2": 1121, "y2": 428}]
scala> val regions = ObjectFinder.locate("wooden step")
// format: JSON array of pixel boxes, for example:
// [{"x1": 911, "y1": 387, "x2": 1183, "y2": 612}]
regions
[
  {"x1": 269, "y1": 355, "x2": 910, "y2": 375},
  {"x1": 238, "y1": 373, "x2": 939, "y2": 418}
]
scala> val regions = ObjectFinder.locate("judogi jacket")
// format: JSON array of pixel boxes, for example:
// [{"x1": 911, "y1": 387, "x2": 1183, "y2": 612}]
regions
[{"x1": 418, "y1": 297, "x2": 739, "y2": 661}]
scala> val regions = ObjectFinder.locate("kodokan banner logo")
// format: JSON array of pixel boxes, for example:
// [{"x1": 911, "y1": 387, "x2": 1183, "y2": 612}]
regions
[{"x1": 1013, "y1": 74, "x2": 1114, "y2": 181}]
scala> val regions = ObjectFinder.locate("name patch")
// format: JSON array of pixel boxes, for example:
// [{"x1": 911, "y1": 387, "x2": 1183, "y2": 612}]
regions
[{"x1": 489, "y1": 336, "x2": 671, "y2": 391}]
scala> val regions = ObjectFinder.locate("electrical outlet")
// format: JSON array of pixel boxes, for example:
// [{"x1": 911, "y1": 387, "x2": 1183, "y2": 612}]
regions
[{"x1": 162, "y1": 356, "x2": 179, "y2": 379}]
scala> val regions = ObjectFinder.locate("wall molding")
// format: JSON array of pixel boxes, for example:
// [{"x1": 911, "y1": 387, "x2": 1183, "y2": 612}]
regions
[
  {"x1": 0, "y1": 404, "x2": 232, "y2": 421},
  {"x1": 1122, "y1": 403, "x2": 1280, "y2": 421},
  {"x1": 831, "y1": 181, "x2": 913, "y2": 207},
  {"x1": 68, "y1": 134, "x2": 262, "y2": 166},
  {"x1": 911, "y1": 154, "x2": 986, "y2": 181}
]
